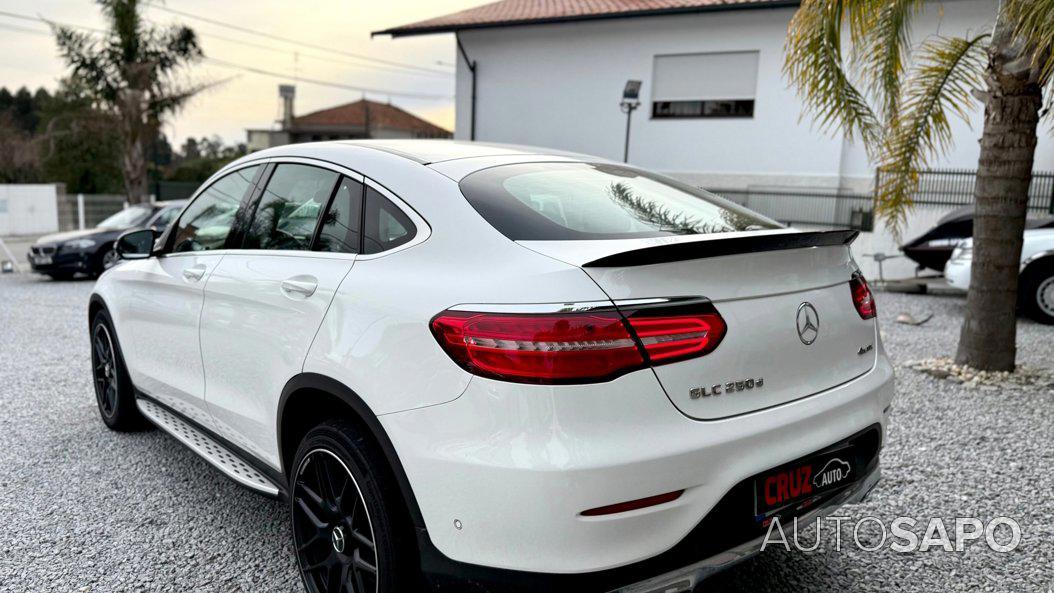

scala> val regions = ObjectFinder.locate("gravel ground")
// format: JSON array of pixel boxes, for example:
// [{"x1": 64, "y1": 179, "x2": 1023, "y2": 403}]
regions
[{"x1": 0, "y1": 273, "x2": 1051, "y2": 592}]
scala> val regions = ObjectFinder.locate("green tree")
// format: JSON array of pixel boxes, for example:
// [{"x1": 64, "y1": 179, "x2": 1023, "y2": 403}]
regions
[
  {"x1": 39, "y1": 80, "x2": 124, "y2": 194},
  {"x1": 51, "y1": 0, "x2": 203, "y2": 204},
  {"x1": 784, "y1": 0, "x2": 1053, "y2": 371},
  {"x1": 0, "y1": 113, "x2": 42, "y2": 183}
]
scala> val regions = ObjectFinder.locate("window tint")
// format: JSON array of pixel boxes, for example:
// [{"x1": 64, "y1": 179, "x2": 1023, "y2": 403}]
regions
[
  {"x1": 315, "y1": 177, "x2": 363, "y2": 254},
  {"x1": 172, "y1": 165, "x2": 260, "y2": 252},
  {"x1": 363, "y1": 187, "x2": 416, "y2": 255},
  {"x1": 458, "y1": 162, "x2": 779, "y2": 241},
  {"x1": 244, "y1": 164, "x2": 338, "y2": 251}
]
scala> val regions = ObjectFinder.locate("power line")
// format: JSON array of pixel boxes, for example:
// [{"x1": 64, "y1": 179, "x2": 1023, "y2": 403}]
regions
[
  {"x1": 0, "y1": 11, "x2": 454, "y2": 101},
  {"x1": 180, "y1": 24, "x2": 451, "y2": 79},
  {"x1": 0, "y1": 9, "x2": 106, "y2": 33},
  {"x1": 204, "y1": 58, "x2": 453, "y2": 101},
  {"x1": 144, "y1": 3, "x2": 451, "y2": 76},
  {"x1": 0, "y1": 21, "x2": 51, "y2": 37},
  {"x1": 0, "y1": 9, "x2": 449, "y2": 80}
]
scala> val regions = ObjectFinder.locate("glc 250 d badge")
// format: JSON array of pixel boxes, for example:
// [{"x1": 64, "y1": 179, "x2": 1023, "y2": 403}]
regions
[{"x1": 690, "y1": 377, "x2": 765, "y2": 399}]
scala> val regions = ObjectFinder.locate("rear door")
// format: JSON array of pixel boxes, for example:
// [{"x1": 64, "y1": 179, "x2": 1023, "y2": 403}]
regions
[{"x1": 200, "y1": 163, "x2": 360, "y2": 467}]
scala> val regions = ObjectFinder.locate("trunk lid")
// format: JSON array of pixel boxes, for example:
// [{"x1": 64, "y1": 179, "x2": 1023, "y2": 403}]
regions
[{"x1": 520, "y1": 231, "x2": 878, "y2": 420}]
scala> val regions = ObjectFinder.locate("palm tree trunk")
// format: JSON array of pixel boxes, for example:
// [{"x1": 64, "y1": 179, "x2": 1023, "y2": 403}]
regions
[
  {"x1": 954, "y1": 25, "x2": 1043, "y2": 372},
  {"x1": 122, "y1": 134, "x2": 148, "y2": 205},
  {"x1": 119, "y1": 87, "x2": 148, "y2": 205}
]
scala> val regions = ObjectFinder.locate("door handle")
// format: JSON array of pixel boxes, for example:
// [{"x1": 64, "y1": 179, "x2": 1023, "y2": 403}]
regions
[
  {"x1": 281, "y1": 277, "x2": 318, "y2": 298},
  {"x1": 182, "y1": 264, "x2": 207, "y2": 282}
]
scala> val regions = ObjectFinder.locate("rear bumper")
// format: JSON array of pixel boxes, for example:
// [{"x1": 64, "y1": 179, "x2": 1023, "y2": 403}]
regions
[
  {"x1": 611, "y1": 464, "x2": 881, "y2": 593},
  {"x1": 380, "y1": 353, "x2": 895, "y2": 583}
]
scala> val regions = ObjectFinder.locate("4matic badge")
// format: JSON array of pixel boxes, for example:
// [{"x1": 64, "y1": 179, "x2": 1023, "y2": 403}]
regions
[{"x1": 690, "y1": 377, "x2": 764, "y2": 399}]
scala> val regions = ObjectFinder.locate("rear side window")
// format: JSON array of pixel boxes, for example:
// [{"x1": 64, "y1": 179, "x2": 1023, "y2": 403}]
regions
[
  {"x1": 315, "y1": 177, "x2": 364, "y2": 253},
  {"x1": 459, "y1": 162, "x2": 779, "y2": 240},
  {"x1": 172, "y1": 165, "x2": 260, "y2": 252},
  {"x1": 244, "y1": 164, "x2": 338, "y2": 251},
  {"x1": 363, "y1": 187, "x2": 416, "y2": 255}
]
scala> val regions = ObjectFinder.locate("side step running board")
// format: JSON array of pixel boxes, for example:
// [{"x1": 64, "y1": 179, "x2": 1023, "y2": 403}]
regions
[{"x1": 137, "y1": 397, "x2": 281, "y2": 497}]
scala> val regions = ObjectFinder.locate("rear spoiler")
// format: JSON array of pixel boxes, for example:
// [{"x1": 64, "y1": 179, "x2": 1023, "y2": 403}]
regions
[{"x1": 582, "y1": 229, "x2": 859, "y2": 268}]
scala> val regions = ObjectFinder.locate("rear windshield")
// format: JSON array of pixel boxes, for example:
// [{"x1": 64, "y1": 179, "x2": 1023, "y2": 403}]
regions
[{"x1": 459, "y1": 162, "x2": 780, "y2": 240}]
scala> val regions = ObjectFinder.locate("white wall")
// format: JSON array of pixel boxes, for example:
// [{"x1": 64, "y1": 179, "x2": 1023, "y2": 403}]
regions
[
  {"x1": 455, "y1": 0, "x2": 1052, "y2": 189},
  {"x1": 0, "y1": 185, "x2": 60, "y2": 236}
]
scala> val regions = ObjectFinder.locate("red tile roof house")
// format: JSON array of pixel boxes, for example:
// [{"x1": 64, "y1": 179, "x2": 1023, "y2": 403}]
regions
[
  {"x1": 375, "y1": 0, "x2": 1048, "y2": 281},
  {"x1": 247, "y1": 85, "x2": 450, "y2": 152}
]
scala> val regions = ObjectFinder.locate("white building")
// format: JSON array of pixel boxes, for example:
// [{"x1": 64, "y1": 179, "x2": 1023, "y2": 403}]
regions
[
  {"x1": 377, "y1": 0, "x2": 1054, "y2": 280},
  {"x1": 376, "y1": 0, "x2": 1051, "y2": 194}
]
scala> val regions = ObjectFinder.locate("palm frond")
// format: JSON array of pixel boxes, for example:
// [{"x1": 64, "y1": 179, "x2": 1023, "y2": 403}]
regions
[
  {"x1": 49, "y1": 23, "x2": 120, "y2": 105},
  {"x1": 877, "y1": 34, "x2": 989, "y2": 238},
  {"x1": 784, "y1": 0, "x2": 881, "y2": 150},
  {"x1": 1005, "y1": 0, "x2": 1054, "y2": 86},
  {"x1": 852, "y1": 0, "x2": 924, "y2": 120}
]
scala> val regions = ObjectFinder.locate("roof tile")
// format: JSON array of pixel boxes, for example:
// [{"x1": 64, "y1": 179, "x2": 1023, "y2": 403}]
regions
[
  {"x1": 292, "y1": 99, "x2": 450, "y2": 136},
  {"x1": 377, "y1": 0, "x2": 795, "y2": 36}
]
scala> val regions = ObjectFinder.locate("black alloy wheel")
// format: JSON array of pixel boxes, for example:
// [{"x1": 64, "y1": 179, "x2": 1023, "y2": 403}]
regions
[
  {"x1": 293, "y1": 449, "x2": 379, "y2": 593},
  {"x1": 91, "y1": 322, "x2": 119, "y2": 418},
  {"x1": 89, "y1": 311, "x2": 147, "y2": 430}
]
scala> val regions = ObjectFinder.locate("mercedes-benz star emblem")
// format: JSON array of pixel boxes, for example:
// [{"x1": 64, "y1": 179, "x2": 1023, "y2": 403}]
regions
[
  {"x1": 331, "y1": 526, "x2": 346, "y2": 553},
  {"x1": 796, "y1": 302, "x2": 820, "y2": 345}
]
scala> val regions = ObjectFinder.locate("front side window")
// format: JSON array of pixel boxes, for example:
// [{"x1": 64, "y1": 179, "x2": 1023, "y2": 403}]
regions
[
  {"x1": 459, "y1": 162, "x2": 779, "y2": 241},
  {"x1": 244, "y1": 164, "x2": 338, "y2": 251},
  {"x1": 315, "y1": 177, "x2": 364, "y2": 253},
  {"x1": 363, "y1": 187, "x2": 416, "y2": 255},
  {"x1": 171, "y1": 165, "x2": 260, "y2": 252},
  {"x1": 651, "y1": 51, "x2": 758, "y2": 119}
]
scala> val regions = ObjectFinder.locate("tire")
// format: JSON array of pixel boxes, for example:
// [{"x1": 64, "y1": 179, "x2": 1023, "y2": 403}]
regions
[
  {"x1": 97, "y1": 248, "x2": 121, "y2": 276},
  {"x1": 1020, "y1": 262, "x2": 1054, "y2": 324},
  {"x1": 47, "y1": 271, "x2": 75, "y2": 281},
  {"x1": 90, "y1": 310, "x2": 148, "y2": 430},
  {"x1": 290, "y1": 419, "x2": 419, "y2": 593}
]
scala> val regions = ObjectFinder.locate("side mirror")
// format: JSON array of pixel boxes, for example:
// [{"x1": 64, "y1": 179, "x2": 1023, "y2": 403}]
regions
[{"x1": 115, "y1": 229, "x2": 158, "y2": 260}]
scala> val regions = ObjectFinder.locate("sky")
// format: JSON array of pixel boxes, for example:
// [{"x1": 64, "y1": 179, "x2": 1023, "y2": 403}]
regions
[{"x1": 0, "y1": 0, "x2": 489, "y2": 148}]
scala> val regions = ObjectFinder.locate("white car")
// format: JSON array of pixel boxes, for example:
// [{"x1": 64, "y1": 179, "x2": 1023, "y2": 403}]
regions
[
  {"x1": 945, "y1": 228, "x2": 1054, "y2": 324},
  {"x1": 90, "y1": 140, "x2": 894, "y2": 593}
]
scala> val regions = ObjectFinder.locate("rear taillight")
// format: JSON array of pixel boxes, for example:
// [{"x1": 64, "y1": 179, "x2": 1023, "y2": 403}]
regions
[
  {"x1": 850, "y1": 272, "x2": 876, "y2": 319},
  {"x1": 430, "y1": 300, "x2": 726, "y2": 384},
  {"x1": 430, "y1": 311, "x2": 644, "y2": 383},
  {"x1": 622, "y1": 308, "x2": 726, "y2": 363}
]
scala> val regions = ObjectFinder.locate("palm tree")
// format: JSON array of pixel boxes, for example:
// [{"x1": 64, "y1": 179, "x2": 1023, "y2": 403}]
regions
[
  {"x1": 51, "y1": 0, "x2": 204, "y2": 204},
  {"x1": 785, "y1": 0, "x2": 1053, "y2": 372}
]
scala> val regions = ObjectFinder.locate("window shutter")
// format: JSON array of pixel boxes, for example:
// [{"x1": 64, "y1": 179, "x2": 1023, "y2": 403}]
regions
[{"x1": 652, "y1": 52, "x2": 759, "y2": 101}]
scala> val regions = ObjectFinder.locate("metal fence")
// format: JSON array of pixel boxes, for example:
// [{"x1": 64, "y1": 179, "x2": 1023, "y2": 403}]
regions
[
  {"x1": 711, "y1": 169, "x2": 1054, "y2": 232},
  {"x1": 876, "y1": 169, "x2": 1054, "y2": 213},
  {"x1": 56, "y1": 193, "x2": 126, "y2": 231},
  {"x1": 712, "y1": 187, "x2": 875, "y2": 231},
  {"x1": 54, "y1": 181, "x2": 203, "y2": 231}
]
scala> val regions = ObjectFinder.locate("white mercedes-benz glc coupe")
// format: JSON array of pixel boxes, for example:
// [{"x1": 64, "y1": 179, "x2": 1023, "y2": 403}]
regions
[{"x1": 90, "y1": 140, "x2": 894, "y2": 593}]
